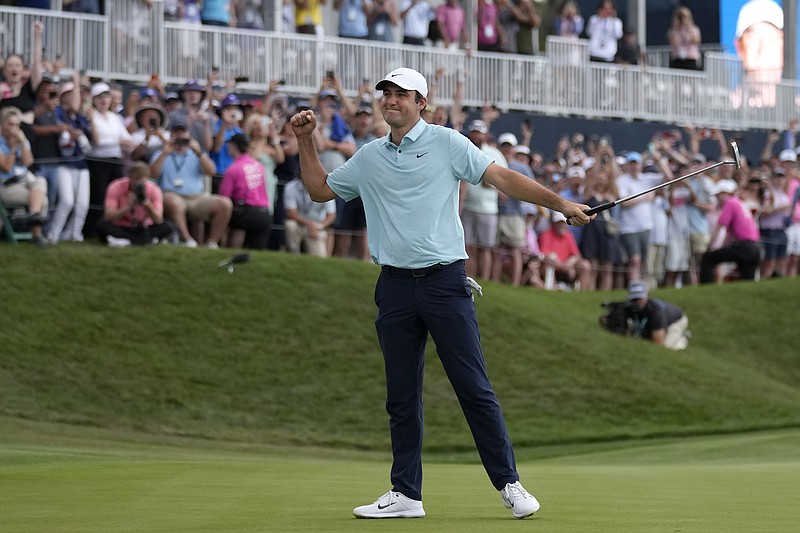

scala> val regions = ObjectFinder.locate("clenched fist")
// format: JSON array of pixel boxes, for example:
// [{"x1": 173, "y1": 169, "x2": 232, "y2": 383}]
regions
[{"x1": 290, "y1": 110, "x2": 317, "y2": 138}]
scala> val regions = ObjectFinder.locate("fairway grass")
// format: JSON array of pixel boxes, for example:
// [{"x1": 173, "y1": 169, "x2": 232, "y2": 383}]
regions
[{"x1": 2, "y1": 419, "x2": 798, "y2": 532}]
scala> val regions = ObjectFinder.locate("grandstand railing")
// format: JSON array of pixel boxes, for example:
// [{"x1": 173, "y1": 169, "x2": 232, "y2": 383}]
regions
[{"x1": 5, "y1": 5, "x2": 799, "y2": 131}]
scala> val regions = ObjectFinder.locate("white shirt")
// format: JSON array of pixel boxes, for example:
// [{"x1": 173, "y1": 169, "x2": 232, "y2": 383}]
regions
[{"x1": 90, "y1": 111, "x2": 132, "y2": 159}]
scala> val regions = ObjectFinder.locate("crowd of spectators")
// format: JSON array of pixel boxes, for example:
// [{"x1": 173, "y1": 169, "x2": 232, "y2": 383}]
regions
[
  {"x1": 9, "y1": 1, "x2": 715, "y2": 68},
  {"x1": 3, "y1": 16, "x2": 799, "y2": 294}
]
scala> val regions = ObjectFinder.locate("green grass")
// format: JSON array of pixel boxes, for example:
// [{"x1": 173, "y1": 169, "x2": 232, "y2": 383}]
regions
[
  {"x1": 2, "y1": 417, "x2": 799, "y2": 532},
  {"x1": 1, "y1": 243, "x2": 799, "y2": 530}
]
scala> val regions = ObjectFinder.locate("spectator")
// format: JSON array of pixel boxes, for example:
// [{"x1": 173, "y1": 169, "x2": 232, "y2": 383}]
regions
[
  {"x1": 164, "y1": 92, "x2": 182, "y2": 114},
  {"x1": 538, "y1": 211, "x2": 592, "y2": 290},
  {"x1": 683, "y1": 153, "x2": 715, "y2": 285},
  {"x1": 85, "y1": 82, "x2": 136, "y2": 239},
  {"x1": 283, "y1": 176, "x2": 337, "y2": 256},
  {"x1": 580, "y1": 169, "x2": 621, "y2": 291},
  {"x1": 626, "y1": 280, "x2": 690, "y2": 350},
  {"x1": 219, "y1": 133, "x2": 271, "y2": 249},
  {"x1": 368, "y1": 0, "x2": 399, "y2": 42},
  {"x1": 510, "y1": 0, "x2": 540, "y2": 55},
  {"x1": 615, "y1": 27, "x2": 642, "y2": 65},
  {"x1": 551, "y1": 0, "x2": 583, "y2": 39},
  {"x1": 616, "y1": 149, "x2": 671, "y2": 282},
  {"x1": 97, "y1": 161, "x2": 177, "y2": 247},
  {"x1": 0, "y1": 21, "x2": 44, "y2": 144},
  {"x1": 734, "y1": 0, "x2": 783, "y2": 84},
  {"x1": 211, "y1": 94, "x2": 245, "y2": 177},
  {"x1": 497, "y1": 0, "x2": 520, "y2": 54},
  {"x1": 758, "y1": 166, "x2": 791, "y2": 278},
  {"x1": 31, "y1": 73, "x2": 63, "y2": 218},
  {"x1": 400, "y1": 0, "x2": 434, "y2": 45},
  {"x1": 334, "y1": 0, "x2": 370, "y2": 38},
  {"x1": 130, "y1": 104, "x2": 170, "y2": 163},
  {"x1": 47, "y1": 80, "x2": 92, "y2": 243},
  {"x1": 667, "y1": 6, "x2": 701, "y2": 71},
  {"x1": 663, "y1": 180, "x2": 691, "y2": 288},
  {"x1": 0, "y1": 106, "x2": 48, "y2": 245},
  {"x1": 700, "y1": 179, "x2": 761, "y2": 283},
  {"x1": 295, "y1": 0, "x2": 326, "y2": 35},
  {"x1": 235, "y1": 0, "x2": 266, "y2": 29},
  {"x1": 435, "y1": 0, "x2": 468, "y2": 51},
  {"x1": 647, "y1": 188, "x2": 668, "y2": 288},
  {"x1": 492, "y1": 132, "x2": 533, "y2": 285},
  {"x1": 201, "y1": 0, "x2": 235, "y2": 26},
  {"x1": 585, "y1": 0, "x2": 622, "y2": 63},
  {"x1": 461, "y1": 120, "x2": 498, "y2": 279},
  {"x1": 170, "y1": 79, "x2": 213, "y2": 153},
  {"x1": 476, "y1": 0, "x2": 506, "y2": 52},
  {"x1": 150, "y1": 120, "x2": 231, "y2": 248},
  {"x1": 244, "y1": 112, "x2": 285, "y2": 217}
]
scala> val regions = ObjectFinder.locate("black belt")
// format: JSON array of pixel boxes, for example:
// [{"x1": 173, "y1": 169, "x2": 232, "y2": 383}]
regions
[{"x1": 381, "y1": 260, "x2": 462, "y2": 278}]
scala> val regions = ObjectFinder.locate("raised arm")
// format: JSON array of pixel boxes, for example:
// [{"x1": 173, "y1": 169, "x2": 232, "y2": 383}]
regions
[{"x1": 290, "y1": 110, "x2": 337, "y2": 202}]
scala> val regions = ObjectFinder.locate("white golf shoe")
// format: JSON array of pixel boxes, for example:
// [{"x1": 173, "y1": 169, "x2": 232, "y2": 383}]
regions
[
  {"x1": 353, "y1": 490, "x2": 425, "y2": 519},
  {"x1": 501, "y1": 481, "x2": 541, "y2": 519}
]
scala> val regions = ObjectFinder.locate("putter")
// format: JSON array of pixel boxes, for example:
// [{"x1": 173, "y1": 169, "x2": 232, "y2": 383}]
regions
[
  {"x1": 218, "y1": 253, "x2": 251, "y2": 273},
  {"x1": 569, "y1": 142, "x2": 742, "y2": 223}
]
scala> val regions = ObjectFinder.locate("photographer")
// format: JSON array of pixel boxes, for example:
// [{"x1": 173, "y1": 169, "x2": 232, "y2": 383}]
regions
[
  {"x1": 97, "y1": 161, "x2": 176, "y2": 246},
  {"x1": 625, "y1": 280, "x2": 690, "y2": 350}
]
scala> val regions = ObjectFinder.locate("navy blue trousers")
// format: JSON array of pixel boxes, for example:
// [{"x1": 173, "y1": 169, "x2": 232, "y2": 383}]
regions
[{"x1": 374, "y1": 260, "x2": 518, "y2": 501}]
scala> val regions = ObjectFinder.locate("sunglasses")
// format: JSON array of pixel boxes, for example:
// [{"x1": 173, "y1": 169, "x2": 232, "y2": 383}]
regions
[{"x1": 48, "y1": 91, "x2": 58, "y2": 99}]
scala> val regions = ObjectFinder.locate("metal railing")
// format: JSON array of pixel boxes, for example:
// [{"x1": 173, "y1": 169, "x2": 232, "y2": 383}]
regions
[{"x1": 4, "y1": 5, "x2": 798, "y2": 131}]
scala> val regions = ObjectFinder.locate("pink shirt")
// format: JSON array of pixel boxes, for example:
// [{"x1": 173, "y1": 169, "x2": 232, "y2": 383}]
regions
[
  {"x1": 539, "y1": 227, "x2": 581, "y2": 262},
  {"x1": 219, "y1": 154, "x2": 269, "y2": 208},
  {"x1": 718, "y1": 195, "x2": 760, "y2": 242},
  {"x1": 788, "y1": 178, "x2": 800, "y2": 223},
  {"x1": 437, "y1": 4, "x2": 465, "y2": 44},
  {"x1": 104, "y1": 177, "x2": 163, "y2": 228}
]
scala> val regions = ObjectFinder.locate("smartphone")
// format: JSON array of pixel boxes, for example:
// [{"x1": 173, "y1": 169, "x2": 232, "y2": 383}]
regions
[
  {"x1": 148, "y1": 118, "x2": 158, "y2": 128},
  {"x1": 234, "y1": 76, "x2": 250, "y2": 83},
  {"x1": 231, "y1": 109, "x2": 244, "y2": 122},
  {"x1": 325, "y1": 70, "x2": 335, "y2": 80}
]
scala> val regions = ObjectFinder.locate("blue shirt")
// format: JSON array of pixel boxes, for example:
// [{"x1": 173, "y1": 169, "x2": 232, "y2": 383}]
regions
[
  {"x1": 151, "y1": 149, "x2": 206, "y2": 196},
  {"x1": 200, "y1": 0, "x2": 231, "y2": 24},
  {"x1": 327, "y1": 119, "x2": 492, "y2": 268},
  {"x1": 338, "y1": 0, "x2": 370, "y2": 37},
  {"x1": 0, "y1": 136, "x2": 29, "y2": 184},
  {"x1": 210, "y1": 124, "x2": 243, "y2": 176}
]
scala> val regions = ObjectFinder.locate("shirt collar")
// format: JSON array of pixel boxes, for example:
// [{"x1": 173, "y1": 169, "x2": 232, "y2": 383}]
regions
[{"x1": 381, "y1": 118, "x2": 427, "y2": 147}]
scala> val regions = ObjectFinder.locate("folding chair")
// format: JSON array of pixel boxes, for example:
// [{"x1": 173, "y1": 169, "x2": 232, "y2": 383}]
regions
[{"x1": 0, "y1": 196, "x2": 34, "y2": 244}]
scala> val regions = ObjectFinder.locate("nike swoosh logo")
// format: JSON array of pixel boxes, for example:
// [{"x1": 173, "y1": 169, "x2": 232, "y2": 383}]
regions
[
  {"x1": 416, "y1": 152, "x2": 429, "y2": 158},
  {"x1": 390, "y1": 73, "x2": 402, "y2": 77},
  {"x1": 377, "y1": 502, "x2": 397, "y2": 510}
]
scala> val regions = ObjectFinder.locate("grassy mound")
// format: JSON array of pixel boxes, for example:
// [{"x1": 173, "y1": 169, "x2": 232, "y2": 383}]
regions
[{"x1": 2, "y1": 244, "x2": 799, "y2": 456}]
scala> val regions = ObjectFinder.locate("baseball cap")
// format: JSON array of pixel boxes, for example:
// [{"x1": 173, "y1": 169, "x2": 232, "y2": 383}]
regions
[
  {"x1": 498, "y1": 133, "x2": 518, "y2": 146},
  {"x1": 140, "y1": 87, "x2": 159, "y2": 100},
  {"x1": 514, "y1": 145, "x2": 531, "y2": 156},
  {"x1": 355, "y1": 105, "x2": 373, "y2": 115},
  {"x1": 736, "y1": 0, "x2": 783, "y2": 38},
  {"x1": 712, "y1": 179, "x2": 738, "y2": 195},
  {"x1": 319, "y1": 88, "x2": 339, "y2": 101},
  {"x1": 165, "y1": 92, "x2": 180, "y2": 102},
  {"x1": 772, "y1": 166, "x2": 787, "y2": 176},
  {"x1": 468, "y1": 120, "x2": 488, "y2": 134},
  {"x1": 59, "y1": 82, "x2": 76, "y2": 97},
  {"x1": 693, "y1": 153, "x2": 707, "y2": 163},
  {"x1": 179, "y1": 79, "x2": 205, "y2": 93},
  {"x1": 778, "y1": 149, "x2": 797, "y2": 162},
  {"x1": 567, "y1": 166, "x2": 586, "y2": 179},
  {"x1": 171, "y1": 118, "x2": 189, "y2": 131},
  {"x1": 627, "y1": 280, "x2": 648, "y2": 300},
  {"x1": 552, "y1": 211, "x2": 568, "y2": 223},
  {"x1": 582, "y1": 157, "x2": 596, "y2": 170},
  {"x1": 626, "y1": 151, "x2": 642, "y2": 163},
  {"x1": 90, "y1": 82, "x2": 111, "y2": 98},
  {"x1": 376, "y1": 67, "x2": 428, "y2": 98}
]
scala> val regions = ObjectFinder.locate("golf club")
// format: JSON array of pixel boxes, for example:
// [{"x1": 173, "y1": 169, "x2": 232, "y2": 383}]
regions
[
  {"x1": 218, "y1": 253, "x2": 251, "y2": 273},
  {"x1": 568, "y1": 141, "x2": 741, "y2": 224}
]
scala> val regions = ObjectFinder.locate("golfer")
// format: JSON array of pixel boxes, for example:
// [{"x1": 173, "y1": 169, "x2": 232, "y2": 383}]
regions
[{"x1": 290, "y1": 67, "x2": 593, "y2": 520}]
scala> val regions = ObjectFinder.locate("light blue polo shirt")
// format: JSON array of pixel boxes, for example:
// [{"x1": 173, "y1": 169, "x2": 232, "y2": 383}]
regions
[{"x1": 327, "y1": 119, "x2": 492, "y2": 268}]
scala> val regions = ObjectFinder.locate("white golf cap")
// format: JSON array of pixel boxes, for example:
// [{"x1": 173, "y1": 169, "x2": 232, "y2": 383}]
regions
[
  {"x1": 736, "y1": 0, "x2": 783, "y2": 38},
  {"x1": 567, "y1": 166, "x2": 586, "y2": 179},
  {"x1": 90, "y1": 82, "x2": 111, "y2": 98},
  {"x1": 498, "y1": 133, "x2": 518, "y2": 146},
  {"x1": 779, "y1": 149, "x2": 797, "y2": 162},
  {"x1": 514, "y1": 145, "x2": 531, "y2": 156},
  {"x1": 552, "y1": 211, "x2": 567, "y2": 223},
  {"x1": 713, "y1": 179, "x2": 738, "y2": 195},
  {"x1": 376, "y1": 67, "x2": 428, "y2": 98}
]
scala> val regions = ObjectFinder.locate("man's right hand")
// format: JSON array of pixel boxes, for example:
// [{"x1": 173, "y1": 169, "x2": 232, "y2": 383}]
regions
[{"x1": 290, "y1": 110, "x2": 317, "y2": 138}]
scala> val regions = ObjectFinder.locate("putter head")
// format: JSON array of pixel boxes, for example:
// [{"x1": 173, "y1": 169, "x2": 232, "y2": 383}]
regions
[{"x1": 730, "y1": 141, "x2": 741, "y2": 169}]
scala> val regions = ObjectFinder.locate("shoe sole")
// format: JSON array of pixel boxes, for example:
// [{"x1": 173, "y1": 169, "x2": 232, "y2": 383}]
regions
[{"x1": 353, "y1": 510, "x2": 426, "y2": 519}]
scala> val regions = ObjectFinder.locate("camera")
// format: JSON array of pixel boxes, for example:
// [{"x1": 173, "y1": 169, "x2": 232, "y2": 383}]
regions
[
  {"x1": 599, "y1": 300, "x2": 633, "y2": 335},
  {"x1": 325, "y1": 70, "x2": 335, "y2": 80},
  {"x1": 148, "y1": 118, "x2": 158, "y2": 128},
  {"x1": 134, "y1": 182, "x2": 147, "y2": 204},
  {"x1": 174, "y1": 137, "x2": 189, "y2": 147}
]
